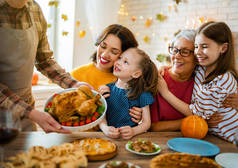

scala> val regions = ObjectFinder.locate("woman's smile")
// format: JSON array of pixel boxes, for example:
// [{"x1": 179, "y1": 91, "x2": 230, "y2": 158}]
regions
[
  {"x1": 99, "y1": 56, "x2": 110, "y2": 65},
  {"x1": 173, "y1": 61, "x2": 184, "y2": 68}
]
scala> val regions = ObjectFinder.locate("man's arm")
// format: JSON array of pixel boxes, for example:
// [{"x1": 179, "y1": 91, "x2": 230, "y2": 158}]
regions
[
  {"x1": 0, "y1": 83, "x2": 70, "y2": 133},
  {"x1": 0, "y1": 83, "x2": 33, "y2": 119}
]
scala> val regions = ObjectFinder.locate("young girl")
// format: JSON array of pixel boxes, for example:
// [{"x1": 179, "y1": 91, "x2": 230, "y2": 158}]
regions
[
  {"x1": 71, "y1": 24, "x2": 142, "y2": 124},
  {"x1": 99, "y1": 48, "x2": 158, "y2": 139},
  {"x1": 71, "y1": 24, "x2": 138, "y2": 91},
  {"x1": 158, "y1": 21, "x2": 238, "y2": 143}
]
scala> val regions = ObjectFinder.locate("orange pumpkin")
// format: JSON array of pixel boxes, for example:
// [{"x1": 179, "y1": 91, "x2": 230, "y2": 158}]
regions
[
  {"x1": 181, "y1": 115, "x2": 208, "y2": 139},
  {"x1": 32, "y1": 73, "x2": 39, "y2": 85}
]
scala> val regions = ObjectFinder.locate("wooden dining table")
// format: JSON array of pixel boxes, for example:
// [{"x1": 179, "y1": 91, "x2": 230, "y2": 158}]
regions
[{"x1": 3, "y1": 131, "x2": 238, "y2": 168}]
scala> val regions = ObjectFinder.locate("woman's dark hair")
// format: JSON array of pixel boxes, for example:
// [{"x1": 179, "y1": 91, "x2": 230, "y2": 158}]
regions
[
  {"x1": 91, "y1": 24, "x2": 138, "y2": 62},
  {"x1": 127, "y1": 48, "x2": 158, "y2": 100},
  {"x1": 197, "y1": 21, "x2": 238, "y2": 83}
]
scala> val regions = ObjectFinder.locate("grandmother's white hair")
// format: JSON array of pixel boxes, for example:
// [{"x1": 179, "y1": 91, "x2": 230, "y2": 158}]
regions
[{"x1": 171, "y1": 29, "x2": 196, "y2": 47}]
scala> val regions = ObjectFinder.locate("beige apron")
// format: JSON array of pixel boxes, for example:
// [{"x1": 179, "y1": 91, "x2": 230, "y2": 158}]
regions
[{"x1": 0, "y1": 8, "x2": 39, "y2": 131}]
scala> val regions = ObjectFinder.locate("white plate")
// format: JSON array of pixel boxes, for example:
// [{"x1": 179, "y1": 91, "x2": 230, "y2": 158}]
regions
[
  {"x1": 99, "y1": 161, "x2": 141, "y2": 168},
  {"x1": 125, "y1": 141, "x2": 161, "y2": 156},
  {"x1": 44, "y1": 88, "x2": 107, "y2": 132},
  {"x1": 215, "y1": 153, "x2": 238, "y2": 168}
]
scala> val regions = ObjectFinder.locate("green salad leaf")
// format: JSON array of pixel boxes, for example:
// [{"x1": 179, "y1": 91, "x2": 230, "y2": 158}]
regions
[{"x1": 97, "y1": 104, "x2": 105, "y2": 115}]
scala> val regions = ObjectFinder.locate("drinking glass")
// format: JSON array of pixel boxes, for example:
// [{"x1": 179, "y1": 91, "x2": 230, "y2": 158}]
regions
[{"x1": 0, "y1": 107, "x2": 21, "y2": 162}]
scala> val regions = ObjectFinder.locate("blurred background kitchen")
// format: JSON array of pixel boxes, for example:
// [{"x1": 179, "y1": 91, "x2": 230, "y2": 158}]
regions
[{"x1": 33, "y1": 0, "x2": 238, "y2": 111}]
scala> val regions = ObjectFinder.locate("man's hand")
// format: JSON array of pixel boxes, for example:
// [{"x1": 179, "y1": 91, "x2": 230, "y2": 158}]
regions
[{"x1": 28, "y1": 109, "x2": 71, "y2": 133}]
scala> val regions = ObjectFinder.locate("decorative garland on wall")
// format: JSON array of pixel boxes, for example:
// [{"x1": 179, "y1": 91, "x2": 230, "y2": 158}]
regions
[{"x1": 46, "y1": 0, "x2": 214, "y2": 63}]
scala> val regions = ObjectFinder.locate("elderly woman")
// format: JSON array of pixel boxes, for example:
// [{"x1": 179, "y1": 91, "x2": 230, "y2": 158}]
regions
[{"x1": 150, "y1": 30, "x2": 196, "y2": 131}]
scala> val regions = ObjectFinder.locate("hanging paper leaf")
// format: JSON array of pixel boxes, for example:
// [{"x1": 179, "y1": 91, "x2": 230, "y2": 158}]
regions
[
  {"x1": 164, "y1": 36, "x2": 168, "y2": 42},
  {"x1": 54, "y1": 1, "x2": 59, "y2": 7},
  {"x1": 168, "y1": 4, "x2": 178, "y2": 12},
  {"x1": 199, "y1": 16, "x2": 206, "y2": 24},
  {"x1": 76, "y1": 21, "x2": 81, "y2": 27},
  {"x1": 174, "y1": 29, "x2": 181, "y2": 36},
  {"x1": 145, "y1": 18, "x2": 152, "y2": 27},
  {"x1": 48, "y1": 1, "x2": 54, "y2": 6},
  {"x1": 173, "y1": 0, "x2": 182, "y2": 5},
  {"x1": 168, "y1": 5, "x2": 173, "y2": 12},
  {"x1": 61, "y1": 14, "x2": 68, "y2": 21},
  {"x1": 48, "y1": 1, "x2": 59, "y2": 8},
  {"x1": 131, "y1": 16, "x2": 136, "y2": 22},
  {"x1": 156, "y1": 54, "x2": 169, "y2": 62},
  {"x1": 78, "y1": 30, "x2": 86, "y2": 38},
  {"x1": 156, "y1": 13, "x2": 167, "y2": 22},
  {"x1": 47, "y1": 24, "x2": 51, "y2": 28},
  {"x1": 143, "y1": 36, "x2": 150, "y2": 43},
  {"x1": 173, "y1": 5, "x2": 178, "y2": 12},
  {"x1": 62, "y1": 31, "x2": 69, "y2": 36}
]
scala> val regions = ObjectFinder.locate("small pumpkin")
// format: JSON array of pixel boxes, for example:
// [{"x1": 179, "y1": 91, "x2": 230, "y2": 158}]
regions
[
  {"x1": 32, "y1": 73, "x2": 39, "y2": 86},
  {"x1": 181, "y1": 115, "x2": 208, "y2": 139}
]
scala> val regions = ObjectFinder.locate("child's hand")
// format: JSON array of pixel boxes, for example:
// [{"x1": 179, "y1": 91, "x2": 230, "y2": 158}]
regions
[
  {"x1": 129, "y1": 107, "x2": 142, "y2": 123},
  {"x1": 158, "y1": 73, "x2": 169, "y2": 96},
  {"x1": 98, "y1": 85, "x2": 111, "y2": 98},
  {"x1": 158, "y1": 65, "x2": 171, "y2": 76},
  {"x1": 119, "y1": 126, "x2": 134, "y2": 140},
  {"x1": 71, "y1": 81, "x2": 94, "y2": 90},
  {"x1": 102, "y1": 126, "x2": 120, "y2": 139}
]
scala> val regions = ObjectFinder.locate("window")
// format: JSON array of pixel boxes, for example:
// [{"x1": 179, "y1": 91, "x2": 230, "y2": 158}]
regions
[
  {"x1": 35, "y1": 0, "x2": 121, "y2": 72},
  {"x1": 35, "y1": 0, "x2": 76, "y2": 72},
  {"x1": 35, "y1": 0, "x2": 56, "y2": 53}
]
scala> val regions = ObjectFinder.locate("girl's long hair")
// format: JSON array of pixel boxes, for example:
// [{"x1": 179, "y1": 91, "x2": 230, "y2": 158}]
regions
[
  {"x1": 127, "y1": 48, "x2": 158, "y2": 100},
  {"x1": 197, "y1": 21, "x2": 238, "y2": 83}
]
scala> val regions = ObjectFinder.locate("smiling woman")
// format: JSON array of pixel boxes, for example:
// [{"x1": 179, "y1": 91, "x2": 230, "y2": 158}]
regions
[
  {"x1": 71, "y1": 24, "x2": 138, "y2": 91},
  {"x1": 150, "y1": 29, "x2": 196, "y2": 132}
]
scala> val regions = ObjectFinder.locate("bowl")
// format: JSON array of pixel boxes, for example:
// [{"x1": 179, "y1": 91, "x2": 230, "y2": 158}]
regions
[{"x1": 44, "y1": 88, "x2": 107, "y2": 132}]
